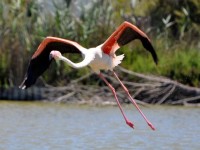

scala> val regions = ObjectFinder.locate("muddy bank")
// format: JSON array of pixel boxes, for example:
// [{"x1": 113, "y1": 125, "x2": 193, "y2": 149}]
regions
[{"x1": 1, "y1": 69, "x2": 200, "y2": 106}]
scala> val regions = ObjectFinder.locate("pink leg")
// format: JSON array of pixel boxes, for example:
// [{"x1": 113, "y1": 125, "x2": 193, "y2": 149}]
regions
[
  {"x1": 99, "y1": 73, "x2": 134, "y2": 128},
  {"x1": 113, "y1": 71, "x2": 155, "y2": 130}
]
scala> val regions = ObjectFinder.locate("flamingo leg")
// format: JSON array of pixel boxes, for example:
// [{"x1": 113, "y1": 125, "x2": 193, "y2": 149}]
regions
[
  {"x1": 112, "y1": 71, "x2": 155, "y2": 130},
  {"x1": 99, "y1": 73, "x2": 134, "y2": 129}
]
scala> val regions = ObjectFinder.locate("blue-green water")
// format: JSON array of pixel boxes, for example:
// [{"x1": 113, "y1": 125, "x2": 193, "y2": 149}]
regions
[{"x1": 0, "y1": 101, "x2": 199, "y2": 150}]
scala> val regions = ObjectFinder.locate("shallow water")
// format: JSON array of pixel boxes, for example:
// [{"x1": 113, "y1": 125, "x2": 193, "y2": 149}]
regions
[{"x1": 0, "y1": 101, "x2": 199, "y2": 150}]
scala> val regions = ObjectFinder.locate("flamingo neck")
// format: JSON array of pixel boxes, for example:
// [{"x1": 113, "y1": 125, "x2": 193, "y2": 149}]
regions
[{"x1": 59, "y1": 52, "x2": 94, "y2": 69}]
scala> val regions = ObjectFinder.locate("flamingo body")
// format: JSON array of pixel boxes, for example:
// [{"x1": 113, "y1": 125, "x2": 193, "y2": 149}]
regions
[{"x1": 19, "y1": 21, "x2": 158, "y2": 130}]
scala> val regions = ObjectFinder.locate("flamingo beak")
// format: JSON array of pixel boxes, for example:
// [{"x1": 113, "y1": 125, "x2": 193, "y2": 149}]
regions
[{"x1": 49, "y1": 53, "x2": 53, "y2": 61}]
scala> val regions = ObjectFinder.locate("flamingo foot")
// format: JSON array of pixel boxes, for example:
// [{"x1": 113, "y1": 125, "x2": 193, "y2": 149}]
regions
[
  {"x1": 148, "y1": 122, "x2": 155, "y2": 130},
  {"x1": 126, "y1": 120, "x2": 134, "y2": 129}
]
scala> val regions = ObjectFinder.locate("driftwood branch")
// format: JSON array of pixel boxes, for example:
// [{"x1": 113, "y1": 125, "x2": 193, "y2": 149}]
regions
[
  {"x1": 2, "y1": 67, "x2": 200, "y2": 106},
  {"x1": 40, "y1": 67, "x2": 200, "y2": 106},
  {"x1": 118, "y1": 67, "x2": 200, "y2": 105}
]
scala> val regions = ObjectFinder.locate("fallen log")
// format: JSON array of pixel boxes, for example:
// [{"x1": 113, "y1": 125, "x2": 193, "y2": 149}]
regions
[
  {"x1": 1, "y1": 67, "x2": 200, "y2": 106},
  {"x1": 42, "y1": 67, "x2": 200, "y2": 105}
]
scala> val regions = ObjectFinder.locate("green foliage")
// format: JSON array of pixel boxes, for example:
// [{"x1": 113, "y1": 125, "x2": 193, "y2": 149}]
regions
[
  {"x1": 0, "y1": 0, "x2": 114, "y2": 86},
  {"x1": 0, "y1": 0, "x2": 200, "y2": 88}
]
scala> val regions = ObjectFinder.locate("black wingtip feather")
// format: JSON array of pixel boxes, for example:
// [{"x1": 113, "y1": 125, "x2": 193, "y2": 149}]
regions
[
  {"x1": 150, "y1": 46, "x2": 158, "y2": 65},
  {"x1": 19, "y1": 73, "x2": 36, "y2": 89},
  {"x1": 141, "y1": 38, "x2": 158, "y2": 65}
]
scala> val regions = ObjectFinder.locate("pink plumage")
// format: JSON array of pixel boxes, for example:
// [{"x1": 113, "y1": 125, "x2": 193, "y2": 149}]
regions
[{"x1": 20, "y1": 21, "x2": 158, "y2": 130}]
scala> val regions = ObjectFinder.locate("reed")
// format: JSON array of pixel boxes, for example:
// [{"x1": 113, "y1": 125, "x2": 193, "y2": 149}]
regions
[{"x1": 0, "y1": 0, "x2": 200, "y2": 88}]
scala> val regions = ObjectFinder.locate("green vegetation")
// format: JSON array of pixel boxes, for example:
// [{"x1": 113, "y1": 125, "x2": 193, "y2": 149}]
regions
[{"x1": 0, "y1": 0, "x2": 200, "y2": 87}]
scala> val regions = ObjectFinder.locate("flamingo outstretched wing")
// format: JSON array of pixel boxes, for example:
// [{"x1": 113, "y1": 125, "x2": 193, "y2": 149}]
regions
[
  {"x1": 102, "y1": 21, "x2": 158, "y2": 64},
  {"x1": 19, "y1": 36, "x2": 83, "y2": 89}
]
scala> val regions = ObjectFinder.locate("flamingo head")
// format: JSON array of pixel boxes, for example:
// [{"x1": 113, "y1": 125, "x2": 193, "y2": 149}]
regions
[{"x1": 49, "y1": 50, "x2": 62, "y2": 60}]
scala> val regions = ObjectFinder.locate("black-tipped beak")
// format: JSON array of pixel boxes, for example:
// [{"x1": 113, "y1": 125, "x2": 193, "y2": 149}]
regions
[{"x1": 49, "y1": 53, "x2": 53, "y2": 61}]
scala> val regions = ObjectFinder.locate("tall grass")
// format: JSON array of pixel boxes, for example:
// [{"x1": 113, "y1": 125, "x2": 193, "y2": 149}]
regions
[{"x1": 0, "y1": 0, "x2": 200, "y2": 88}]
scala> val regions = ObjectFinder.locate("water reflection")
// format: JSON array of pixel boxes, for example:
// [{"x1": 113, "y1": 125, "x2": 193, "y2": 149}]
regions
[{"x1": 0, "y1": 101, "x2": 199, "y2": 150}]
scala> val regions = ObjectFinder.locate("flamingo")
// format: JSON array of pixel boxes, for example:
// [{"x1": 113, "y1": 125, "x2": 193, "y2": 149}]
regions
[{"x1": 19, "y1": 21, "x2": 158, "y2": 130}]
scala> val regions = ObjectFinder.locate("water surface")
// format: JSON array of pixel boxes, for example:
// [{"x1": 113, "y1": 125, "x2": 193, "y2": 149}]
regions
[{"x1": 0, "y1": 101, "x2": 199, "y2": 150}]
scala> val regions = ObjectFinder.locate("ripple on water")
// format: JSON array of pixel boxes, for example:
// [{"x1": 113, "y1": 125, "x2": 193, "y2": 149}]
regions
[{"x1": 0, "y1": 101, "x2": 199, "y2": 150}]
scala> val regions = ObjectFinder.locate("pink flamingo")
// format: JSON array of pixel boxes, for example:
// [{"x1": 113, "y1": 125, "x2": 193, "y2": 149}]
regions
[{"x1": 20, "y1": 21, "x2": 158, "y2": 130}]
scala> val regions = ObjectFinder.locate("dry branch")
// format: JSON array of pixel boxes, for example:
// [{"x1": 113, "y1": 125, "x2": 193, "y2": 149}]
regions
[
  {"x1": 1, "y1": 67, "x2": 200, "y2": 106},
  {"x1": 40, "y1": 67, "x2": 200, "y2": 105}
]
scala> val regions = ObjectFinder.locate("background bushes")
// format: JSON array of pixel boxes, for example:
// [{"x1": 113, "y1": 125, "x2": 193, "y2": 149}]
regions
[{"x1": 0, "y1": 0, "x2": 200, "y2": 88}]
